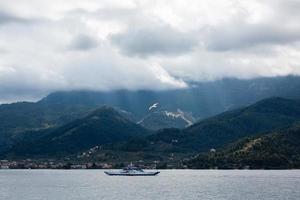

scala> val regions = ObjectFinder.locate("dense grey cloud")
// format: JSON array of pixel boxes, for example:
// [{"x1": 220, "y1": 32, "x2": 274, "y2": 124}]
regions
[
  {"x1": 68, "y1": 34, "x2": 99, "y2": 51},
  {"x1": 0, "y1": 0, "x2": 300, "y2": 103},
  {"x1": 0, "y1": 11, "x2": 25, "y2": 24},
  {"x1": 110, "y1": 25, "x2": 197, "y2": 57},
  {"x1": 0, "y1": 10, "x2": 37, "y2": 25},
  {"x1": 206, "y1": 23, "x2": 300, "y2": 51}
]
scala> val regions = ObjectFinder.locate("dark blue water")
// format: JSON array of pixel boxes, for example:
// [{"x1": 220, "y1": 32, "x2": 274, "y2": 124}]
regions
[{"x1": 0, "y1": 170, "x2": 299, "y2": 200}]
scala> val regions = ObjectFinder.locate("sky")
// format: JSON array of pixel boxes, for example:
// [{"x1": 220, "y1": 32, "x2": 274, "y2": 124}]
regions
[{"x1": 0, "y1": 0, "x2": 300, "y2": 103}]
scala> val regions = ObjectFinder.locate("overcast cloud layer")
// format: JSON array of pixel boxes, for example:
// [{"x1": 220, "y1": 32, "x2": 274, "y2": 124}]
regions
[{"x1": 0, "y1": 0, "x2": 300, "y2": 103}]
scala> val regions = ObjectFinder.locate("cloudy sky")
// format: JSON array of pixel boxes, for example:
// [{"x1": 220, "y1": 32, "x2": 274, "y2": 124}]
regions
[{"x1": 1, "y1": 0, "x2": 300, "y2": 103}]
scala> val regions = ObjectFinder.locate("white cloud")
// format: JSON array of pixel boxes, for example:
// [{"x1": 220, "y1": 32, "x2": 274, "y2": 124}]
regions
[
  {"x1": 0, "y1": 0, "x2": 299, "y2": 102},
  {"x1": 110, "y1": 25, "x2": 197, "y2": 57}
]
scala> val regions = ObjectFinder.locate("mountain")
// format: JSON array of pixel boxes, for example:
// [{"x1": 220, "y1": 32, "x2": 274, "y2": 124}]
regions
[
  {"x1": 0, "y1": 102, "x2": 94, "y2": 152},
  {"x1": 129, "y1": 97, "x2": 300, "y2": 153},
  {"x1": 138, "y1": 109, "x2": 195, "y2": 130},
  {"x1": 8, "y1": 106, "x2": 150, "y2": 157},
  {"x1": 0, "y1": 101, "x2": 137, "y2": 152},
  {"x1": 185, "y1": 123, "x2": 300, "y2": 169},
  {"x1": 4, "y1": 97, "x2": 300, "y2": 168},
  {"x1": 2, "y1": 75, "x2": 300, "y2": 153},
  {"x1": 40, "y1": 75, "x2": 300, "y2": 119}
]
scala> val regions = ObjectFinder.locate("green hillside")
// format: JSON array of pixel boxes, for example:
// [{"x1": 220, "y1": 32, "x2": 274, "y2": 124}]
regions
[
  {"x1": 185, "y1": 123, "x2": 300, "y2": 169},
  {"x1": 8, "y1": 107, "x2": 150, "y2": 156},
  {"x1": 0, "y1": 102, "x2": 93, "y2": 152}
]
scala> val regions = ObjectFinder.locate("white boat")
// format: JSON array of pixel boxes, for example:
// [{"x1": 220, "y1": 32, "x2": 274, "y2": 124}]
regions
[{"x1": 104, "y1": 165, "x2": 160, "y2": 176}]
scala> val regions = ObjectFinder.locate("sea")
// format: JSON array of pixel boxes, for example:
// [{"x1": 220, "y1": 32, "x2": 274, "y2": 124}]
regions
[{"x1": 0, "y1": 170, "x2": 299, "y2": 200}]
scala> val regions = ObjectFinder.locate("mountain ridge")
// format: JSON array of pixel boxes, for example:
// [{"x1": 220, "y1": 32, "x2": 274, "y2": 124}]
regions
[
  {"x1": 124, "y1": 97, "x2": 300, "y2": 153},
  {"x1": 7, "y1": 106, "x2": 150, "y2": 157}
]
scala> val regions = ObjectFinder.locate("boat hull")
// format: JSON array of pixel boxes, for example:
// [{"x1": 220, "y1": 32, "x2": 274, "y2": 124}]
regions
[{"x1": 104, "y1": 171, "x2": 160, "y2": 176}]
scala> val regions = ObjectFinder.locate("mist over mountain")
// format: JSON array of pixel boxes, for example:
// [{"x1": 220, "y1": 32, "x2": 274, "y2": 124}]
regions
[
  {"x1": 1, "y1": 75, "x2": 300, "y2": 150},
  {"x1": 39, "y1": 75, "x2": 300, "y2": 119}
]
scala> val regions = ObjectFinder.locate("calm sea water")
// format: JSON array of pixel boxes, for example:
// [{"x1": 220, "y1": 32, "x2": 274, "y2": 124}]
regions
[{"x1": 0, "y1": 170, "x2": 300, "y2": 200}]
